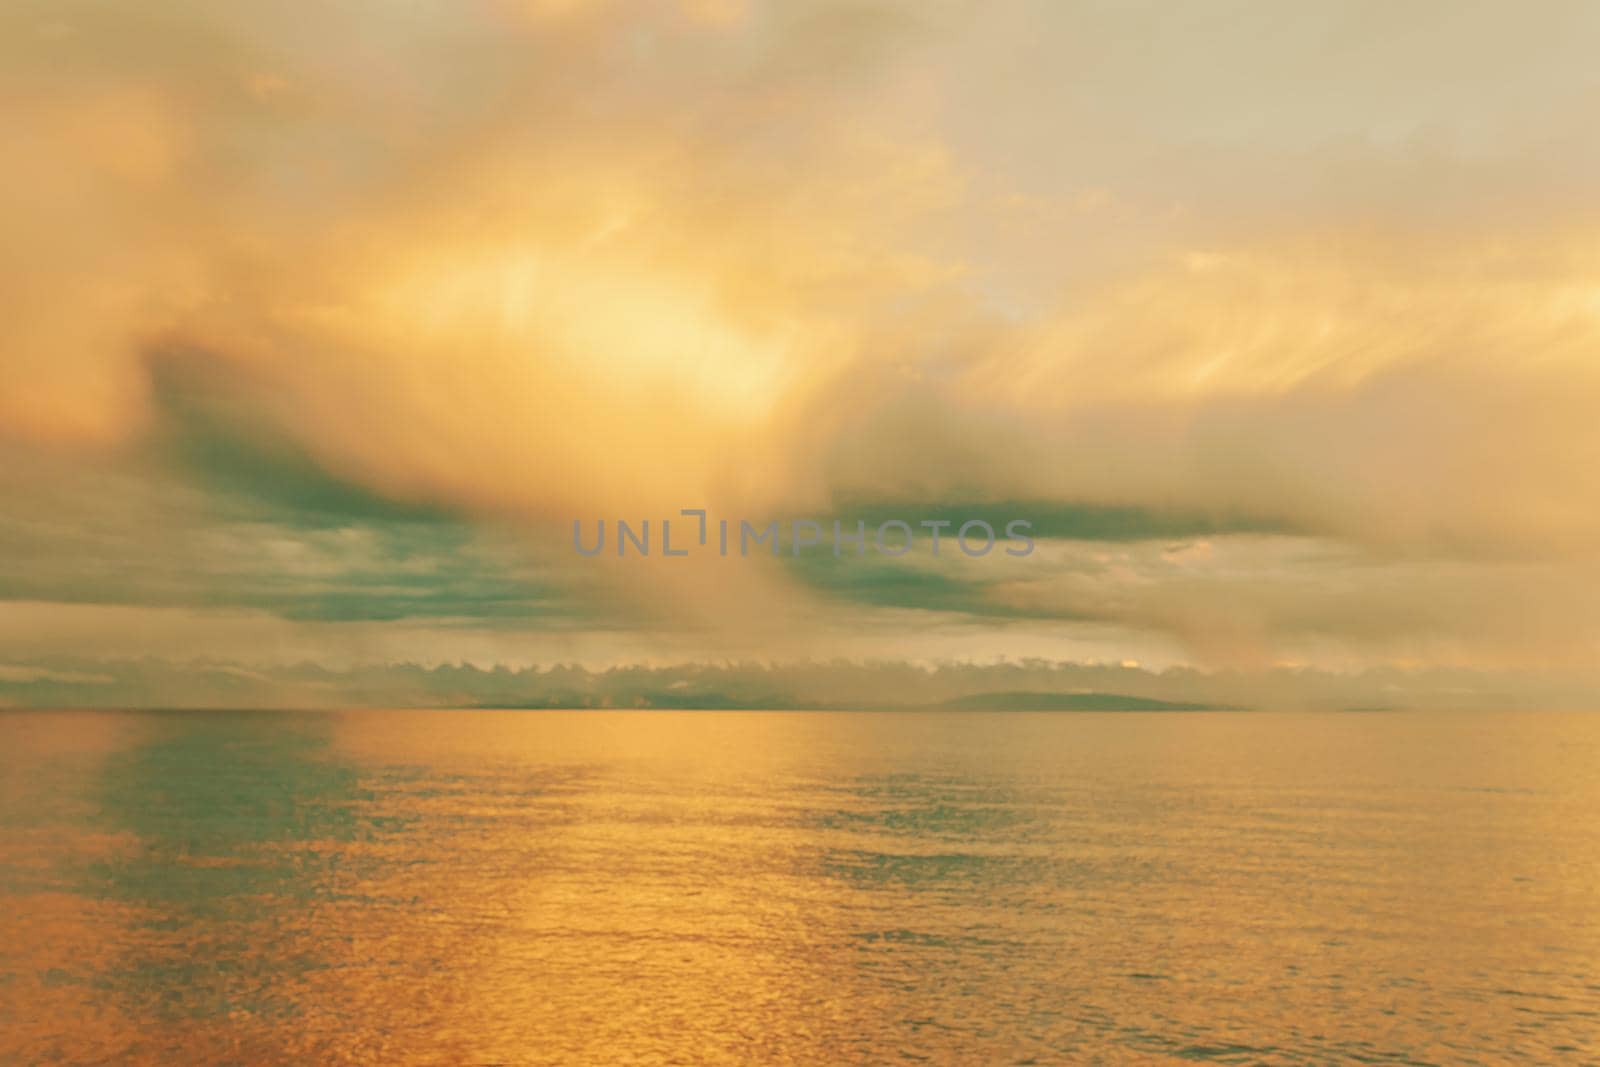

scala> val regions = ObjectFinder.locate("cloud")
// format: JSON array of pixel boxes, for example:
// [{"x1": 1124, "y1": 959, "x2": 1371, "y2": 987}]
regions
[
  {"x1": 2, "y1": 0, "x2": 1599, "y2": 680},
  {"x1": 0, "y1": 664, "x2": 115, "y2": 686},
  {"x1": 813, "y1": 230, "x2": 1600, "y2": 554},
  {"x1": 0, "y1": 436, "x2": 587, "y2": 627}
]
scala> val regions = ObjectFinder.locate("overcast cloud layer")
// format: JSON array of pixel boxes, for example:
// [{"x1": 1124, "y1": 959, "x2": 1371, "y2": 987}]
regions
[{"x1": 3, "y1": 1, "x2": 1599, "y2": 704}]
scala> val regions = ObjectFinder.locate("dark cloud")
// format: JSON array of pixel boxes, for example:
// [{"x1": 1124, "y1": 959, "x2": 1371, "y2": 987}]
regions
[
  {"x1": 0, "y1": 436, "x2": 586, "y2": 626},
  {"x1": 824, "y1": 497, "x2": 1293, "y2": 542}
]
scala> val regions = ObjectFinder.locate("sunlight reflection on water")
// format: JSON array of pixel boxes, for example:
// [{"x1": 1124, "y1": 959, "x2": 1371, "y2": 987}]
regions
[{"x1": 1, "y1": 709, "x2": 1597, "y2": 1063}]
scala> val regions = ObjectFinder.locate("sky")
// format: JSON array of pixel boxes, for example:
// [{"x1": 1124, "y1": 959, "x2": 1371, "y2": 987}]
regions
[{"x1": 2, "y1": 0, "x2": 1599, "y2": 706}]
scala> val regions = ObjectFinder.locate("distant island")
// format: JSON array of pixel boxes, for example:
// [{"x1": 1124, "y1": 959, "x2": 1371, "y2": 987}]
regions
[
  {"x1": 16, "y1": 656, "x2": 1560, "y2": 712},
  {"x1": 936, "y1": 691, "x2": 1238, "y2": 712}
]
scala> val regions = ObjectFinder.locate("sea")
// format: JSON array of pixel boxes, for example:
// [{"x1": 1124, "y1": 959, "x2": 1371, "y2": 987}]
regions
[{"x1": 1, "y1": 709, "x2": 1596, "y2": 1064}]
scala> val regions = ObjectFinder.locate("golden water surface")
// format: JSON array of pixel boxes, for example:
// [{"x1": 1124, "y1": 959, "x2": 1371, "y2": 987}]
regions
[{"x1": 1, "y1": 709, "x2": 1597, "y2": 1063}]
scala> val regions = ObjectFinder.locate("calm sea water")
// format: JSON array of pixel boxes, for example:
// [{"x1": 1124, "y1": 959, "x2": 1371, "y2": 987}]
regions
[{"x1": 1, "y1": 709, "x2": 1597, "y2": 1064}]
